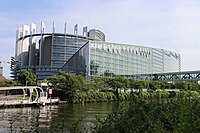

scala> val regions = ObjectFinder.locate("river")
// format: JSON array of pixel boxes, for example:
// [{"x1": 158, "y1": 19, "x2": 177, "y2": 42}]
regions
[{"x1": 0, "y1": 102, "x2": 115, "y2": 133}]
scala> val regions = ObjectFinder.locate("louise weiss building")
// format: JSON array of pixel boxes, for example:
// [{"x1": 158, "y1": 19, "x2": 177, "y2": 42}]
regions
[{"x1": 14, "y1": 22, "x2": 181, "y2": 80}]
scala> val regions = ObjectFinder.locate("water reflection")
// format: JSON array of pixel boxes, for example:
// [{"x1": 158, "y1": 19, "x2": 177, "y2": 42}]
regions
[{"x1": 0, "y1": 102, "x2": 114, "y2": 132}]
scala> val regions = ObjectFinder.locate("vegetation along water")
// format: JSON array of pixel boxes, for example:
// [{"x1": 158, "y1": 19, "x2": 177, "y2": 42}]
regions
[{"x1": 1, "y1": 71, "x2": 200, "y2": 132}]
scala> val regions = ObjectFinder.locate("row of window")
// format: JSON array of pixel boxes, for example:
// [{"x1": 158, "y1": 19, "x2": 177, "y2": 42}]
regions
[
  {"x1": 89, "y1": 68, "x2": 152, "y2": 76},
  {"x1": 90, "y1": 55, "x2": 152, "y2": 66},
  {"x1": 90, "y1": 47, "x2": 151, "y2": 58}
]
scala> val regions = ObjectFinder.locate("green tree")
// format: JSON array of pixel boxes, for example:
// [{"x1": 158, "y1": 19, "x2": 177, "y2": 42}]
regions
[
  {"x1": 93, "y1": 94, "x2": 200, "y2": 133},
  {"x1": 134, "y1": 80, "x2": 146, "y2": 90},
  {"x1": 83, "y1": 80, "x2": 96, "y2": 91},
  {"x1": 187, "y1": 81, "x2": 200, "y2": 91},
  {"x1": 129, "y1": 79, "x2": 136, "y2": 92},
  {"x1": 149, "y1": 80, "x2": 162, "y2": 90},
  {"x1": 122, "y1": 78, "x2": 130, "y2": 92},
  {"x1": 105, "y1": 77, "x2": 126, "y2": 100},
  {"x1": 48, "y1": 71, "x2": 85, "y2": 102},
  {"x1": 0, "y1": 81, "x2": 10, "y2": 87},
  {"x1": 18, "y1": 71, "x2": 36, "y2": 86},
  {"x1": 175, "y1": 82, "x2": 188, "y2": 90},
  {"x1": 93, "y1": 78, "x2": 109, "y2": 91}
]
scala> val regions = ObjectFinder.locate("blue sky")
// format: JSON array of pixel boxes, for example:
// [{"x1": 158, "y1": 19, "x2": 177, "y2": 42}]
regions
[{"x1": 1, "y1": 0, "x2": 200, "y2": 78}]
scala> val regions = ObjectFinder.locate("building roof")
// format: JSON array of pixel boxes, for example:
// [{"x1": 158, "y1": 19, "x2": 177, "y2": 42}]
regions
[{"x1": 0, "y1": 75, "x2": 9, "y2": 82}]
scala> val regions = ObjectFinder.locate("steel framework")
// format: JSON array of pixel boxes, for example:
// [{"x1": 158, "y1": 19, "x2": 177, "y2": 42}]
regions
[{"x1": 132, "y1": 70, "x2": 200, "y2": 81}]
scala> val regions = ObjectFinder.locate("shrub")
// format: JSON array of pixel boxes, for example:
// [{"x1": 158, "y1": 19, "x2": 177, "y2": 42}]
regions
[{"x1": 93, "y1": 96, "x2": 200, "y2": 133}]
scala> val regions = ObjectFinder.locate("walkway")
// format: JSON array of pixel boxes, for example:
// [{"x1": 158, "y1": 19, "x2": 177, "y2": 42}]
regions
[
  {"x1": 0, "y1": 86, "x2": 48, "y2": 106},
  {"x1": 132, "y1": 70, "x2": 200, "y2": 81}
]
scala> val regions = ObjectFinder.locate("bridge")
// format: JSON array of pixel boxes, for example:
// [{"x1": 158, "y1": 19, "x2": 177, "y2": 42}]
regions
[
  {"x1": 132, "y1": 70, "x2": 200, "y2": 82},
  {"x1": 0, "y1": 86, "x2": 49, "y2": 106}
]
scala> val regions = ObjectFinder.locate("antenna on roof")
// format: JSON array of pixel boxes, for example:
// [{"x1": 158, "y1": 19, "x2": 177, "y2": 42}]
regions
[
  {"x1": 74, "y1": 24, "x2": 78, "y2": 35},
  {"x1": 53, "y1": 21, "x2": 55, "y2": 33},
  {"x1": 40, "y1": 22, "x2": 45, "y2": 34},
  {"x1": 88, "y1": 17, "x2": 90, "y2": 31},
  {"x1": 64, "y1": 22, "x2": 67, "y2": 34},
  {"x1": 83, "y1": 26, "x2": 88, "y2": 37}
]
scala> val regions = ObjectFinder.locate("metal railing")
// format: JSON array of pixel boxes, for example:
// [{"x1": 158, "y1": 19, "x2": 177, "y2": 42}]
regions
[{"x1": 132, "y1": 70, "x2": 200, "y2": 81}]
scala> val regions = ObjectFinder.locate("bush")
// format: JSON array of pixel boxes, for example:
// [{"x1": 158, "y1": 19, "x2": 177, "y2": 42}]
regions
[
  {"x1": 71, "y1": 91, "x2": 119, "y2": 103},
  {"x1": 93, "y1": 96, "x2": 200, "y2": 133}
]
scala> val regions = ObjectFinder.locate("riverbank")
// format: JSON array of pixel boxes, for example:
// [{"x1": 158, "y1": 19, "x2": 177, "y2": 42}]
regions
[
  {"x1": 0, "y1": 89, "x2": 199, "y2": 109},
  {"x1": 55, "y1": 89, "x2": 200, "y2": 104},
  {"x1": 0, "y1": 97, "x2": 60, "y2": 109}
]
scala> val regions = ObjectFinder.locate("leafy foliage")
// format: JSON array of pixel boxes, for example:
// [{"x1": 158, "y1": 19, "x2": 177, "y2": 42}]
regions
[
  {"x1": 46, "y1": 71, "x2": 200, "y2": 102},
  {"x1": 93, "y1": 94, "x2": 200, "y2": 133},
  {"x1": 18, "y1": 71, "x2": 36, "y2": 86},
  {"x1": 48, "y1": 71, "x2": 85, "y2": 102},
  {"x1": 0, "y1": 80, "x2": 21, "y2": 87}
]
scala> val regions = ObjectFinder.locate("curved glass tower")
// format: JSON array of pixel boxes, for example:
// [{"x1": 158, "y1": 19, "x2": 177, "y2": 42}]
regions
[{"x1": 14, "y1": 23, "x2": 181, "y2": 80}]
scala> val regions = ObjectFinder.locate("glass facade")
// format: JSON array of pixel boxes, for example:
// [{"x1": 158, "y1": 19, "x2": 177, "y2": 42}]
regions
[
  {"x1": 63, "y1": 41, "x2": 181, "y2": 79},
  {"x1": 37, "y1": 35, "x2": 89, "y2": 80},
  {"x1": 15, "y1": 29, "x2": 181, "y2": 80},
  {"x1": 15, "y1": 32, "x2": 92, "y2": 80},
  {"x1": 51, "y1": 35, "x2": 88, "y2": 67}
]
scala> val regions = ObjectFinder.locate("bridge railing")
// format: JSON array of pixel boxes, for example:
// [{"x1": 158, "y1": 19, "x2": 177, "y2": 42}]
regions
[
  {"x1": 132, "y1": 71, "x2": 200, "y2": 81},
  {"x1": 0, "y1": 100, "x2": 30, "y2": 106}
]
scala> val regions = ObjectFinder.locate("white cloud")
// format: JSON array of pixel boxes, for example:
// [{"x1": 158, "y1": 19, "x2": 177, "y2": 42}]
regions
[{"x1": 1, "y1": 0, "x2": 200, "y2": 78}]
